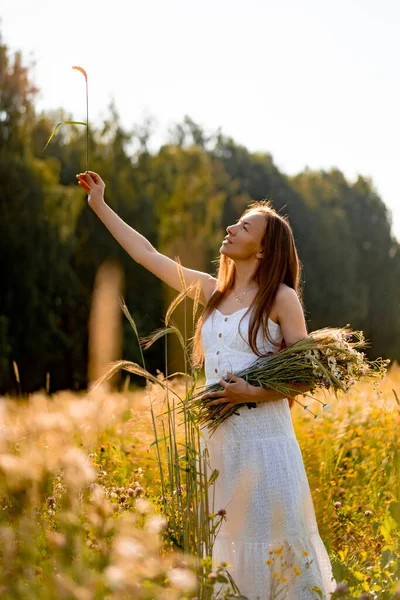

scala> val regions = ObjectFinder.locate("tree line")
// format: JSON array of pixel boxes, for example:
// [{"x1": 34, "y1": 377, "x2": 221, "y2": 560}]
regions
[{"x1": 1, "y1": 32, "x2": 398, "y2": 394}]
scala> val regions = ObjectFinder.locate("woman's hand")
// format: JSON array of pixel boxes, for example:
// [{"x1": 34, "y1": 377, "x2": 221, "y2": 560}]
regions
[
  {"x1": 201, "y1": 372, "x2": 251, "y2": 416},
  {"x1": 76, "y1": 171, "x2": 106, "y2": 209}
]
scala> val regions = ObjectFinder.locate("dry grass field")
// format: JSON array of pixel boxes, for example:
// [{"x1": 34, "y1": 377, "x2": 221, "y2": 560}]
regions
[{"x1": 0, "y1": 360, "x2": 399, "y2": 599}]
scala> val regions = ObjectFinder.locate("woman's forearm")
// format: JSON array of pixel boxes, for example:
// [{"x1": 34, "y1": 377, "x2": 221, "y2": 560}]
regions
[
  {"x1": 248, "y1": 382, "x2": 314, "y2": 403},
  {"x1": 91, "y1": 202, "x2": 156, "y2": 264}
]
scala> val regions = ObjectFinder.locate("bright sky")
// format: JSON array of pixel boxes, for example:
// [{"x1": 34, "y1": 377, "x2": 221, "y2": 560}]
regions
[{"x1": 2, "y1": 0, "x2": 400, "y2": 242}]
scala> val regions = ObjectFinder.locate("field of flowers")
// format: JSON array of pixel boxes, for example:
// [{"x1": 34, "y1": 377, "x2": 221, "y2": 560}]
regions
[{"x1": 0, "y1": 361, "x2": 399, "y2": 599}]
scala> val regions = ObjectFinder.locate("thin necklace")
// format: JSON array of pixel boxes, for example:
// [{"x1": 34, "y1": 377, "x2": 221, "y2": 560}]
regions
[
  {"x1": 232, "y1": 290, "x2": 249, "y2": 303},
  {"x1": 232, "y1": 287, "x2": 257, "y2": 303}
]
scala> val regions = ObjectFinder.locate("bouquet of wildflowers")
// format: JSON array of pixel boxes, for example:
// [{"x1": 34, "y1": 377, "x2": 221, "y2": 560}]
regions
[{"x1": 184, "y1": 325, "x2": 390, "y2": 435}]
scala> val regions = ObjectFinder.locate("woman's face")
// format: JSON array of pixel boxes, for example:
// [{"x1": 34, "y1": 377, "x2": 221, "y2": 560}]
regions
[{"x1": 220, "y1": 211, "x2": 266, "y2": 260}]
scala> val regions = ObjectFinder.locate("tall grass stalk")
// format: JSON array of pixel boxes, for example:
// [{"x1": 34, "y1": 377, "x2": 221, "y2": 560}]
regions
[
  {"x1": 96, "y1": 268, "x2": 235, "y2": 597},
  {"x1": 41, "y1": 66, "x2": 89, "y2": 170}
]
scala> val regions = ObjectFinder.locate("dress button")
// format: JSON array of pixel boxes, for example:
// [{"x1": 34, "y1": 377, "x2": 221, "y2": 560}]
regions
[
  {"x1": 214, "y1": 368, "x2": 218, "y2": 373},
  {"x1": 218, "y1": 333, "x2": 222, "y2": 338},
  {"x1": 224, "y1": 317, "x2": 228, "y2": 322},
  {"x1": 216, "y1": 351, "x2": 220, "y2": 355}
]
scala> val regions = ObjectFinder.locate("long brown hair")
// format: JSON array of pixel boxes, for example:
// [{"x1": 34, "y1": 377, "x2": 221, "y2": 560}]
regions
[{"x1": 191, "y1": 199, "x2": 305, "y2": 410}]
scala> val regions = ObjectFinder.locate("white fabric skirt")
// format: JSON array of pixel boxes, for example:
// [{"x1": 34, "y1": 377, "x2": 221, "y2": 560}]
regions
[{"x1": 199, "y1": 397, "x2": 337, "y2": 600}]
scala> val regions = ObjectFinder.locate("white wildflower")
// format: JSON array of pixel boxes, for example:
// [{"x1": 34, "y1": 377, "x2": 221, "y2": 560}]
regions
[
  {"x1": 167, "y1": 567, "x2": 197, "y2": 590},
  {"x1": 0, "y1": 454, "x2": 19, "y2": 475},
  {"x1": 104, "y1": 565, "x2": 125, "y2": 589},
  {"x1": 115, "y1": 537, "x2": 145, "y2": 559},
  {"x1": 67, "y1": 399, "x2": 98, "y2": 422},
  {"x1": 61, "y1": 447, "x2": 96, "y2": 488},
  {"x1": 135, "y1": 498, "x2": 152, "y2": 514},
  {"x1": 33, "y1": 412, "x2": 71, "y2": 432},
  {"x1": 145, "y1": 515, "x2": 167, "y2": 535}
]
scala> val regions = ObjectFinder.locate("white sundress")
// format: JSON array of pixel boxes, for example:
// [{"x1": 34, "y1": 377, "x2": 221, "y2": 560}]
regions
[{"x1": 199, "y1": 304, "x2": 337, "y2": 600}]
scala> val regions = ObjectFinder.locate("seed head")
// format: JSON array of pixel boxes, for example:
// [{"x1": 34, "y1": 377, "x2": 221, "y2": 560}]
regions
[{"x1": 334, "y1": 582, "x2": 349, "y2": 595}]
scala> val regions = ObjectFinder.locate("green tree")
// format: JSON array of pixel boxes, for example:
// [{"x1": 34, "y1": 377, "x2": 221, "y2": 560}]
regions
[{"x1": 0, "y1": 31, "x2": 38, "y2": 156}]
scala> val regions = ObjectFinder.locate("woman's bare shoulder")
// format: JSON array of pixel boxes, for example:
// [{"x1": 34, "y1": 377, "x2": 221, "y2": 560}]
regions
[
  {"x1": 200, "y1": 278, "x2": 218, "y2": 306},
  {"x1": 277, "y1": 283, "x2": 297, "y2": 296}
]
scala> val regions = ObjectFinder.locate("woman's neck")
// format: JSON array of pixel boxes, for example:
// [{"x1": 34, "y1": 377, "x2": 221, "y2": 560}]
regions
[{"x1": 232, "y1": 264, "x2": 259, "y2": 293}]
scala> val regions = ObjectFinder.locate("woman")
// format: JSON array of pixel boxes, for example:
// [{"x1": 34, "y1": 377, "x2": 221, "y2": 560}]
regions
[{"x1": 77, "y1": 171, "x2": 337, "y2": 599}]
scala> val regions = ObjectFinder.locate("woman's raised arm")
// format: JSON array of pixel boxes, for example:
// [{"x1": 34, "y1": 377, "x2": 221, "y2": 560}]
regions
[{"x1": 77, "y1": 171, "x2": 216, "y2": 305}]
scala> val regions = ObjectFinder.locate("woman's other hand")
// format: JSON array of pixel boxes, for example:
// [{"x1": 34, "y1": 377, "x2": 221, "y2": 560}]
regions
[
  {"x1": 201, "y1": 371, "x2": 251, "y2": 416},
  {"x1": 76, "y1": 171, "x2": 106, "y2": 209}
]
